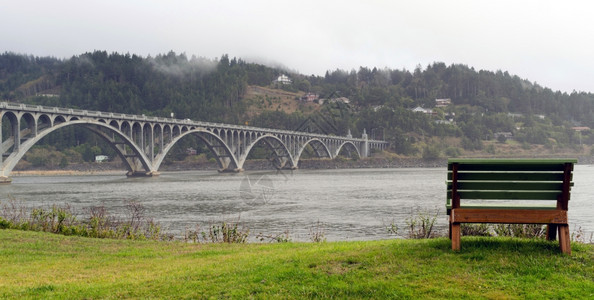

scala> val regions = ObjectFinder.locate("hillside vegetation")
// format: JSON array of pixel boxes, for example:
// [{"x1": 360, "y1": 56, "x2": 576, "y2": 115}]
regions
[{"x1": 2, "y1": 51, "x2": 594, "y2": 166}]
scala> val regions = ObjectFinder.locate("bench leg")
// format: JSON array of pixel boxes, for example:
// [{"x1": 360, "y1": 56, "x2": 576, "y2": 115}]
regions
[
  {"x1": 558, "y1": 225, "x2": 571, "y2": 255},
  {"x1": 546, "y1": 224, "x2": 557, "y2": 241},
  {"x1": 451, "y1": 223, "x2": 461, "y2": 251}
]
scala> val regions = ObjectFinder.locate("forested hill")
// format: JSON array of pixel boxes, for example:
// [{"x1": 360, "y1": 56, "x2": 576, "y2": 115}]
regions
[{"x1": 2, "y1": 51, "x2": 594, "y2": 160}]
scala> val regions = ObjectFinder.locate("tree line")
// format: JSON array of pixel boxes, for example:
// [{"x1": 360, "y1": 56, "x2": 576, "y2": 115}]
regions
[{"x1": 1, "y1": 51, "x2": 593, "y2": 163}]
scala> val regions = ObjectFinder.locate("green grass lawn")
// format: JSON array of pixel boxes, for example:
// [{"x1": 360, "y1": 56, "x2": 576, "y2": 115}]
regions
[{"x1": 1, "y1": 229, "x2": 592, "y2": 299}]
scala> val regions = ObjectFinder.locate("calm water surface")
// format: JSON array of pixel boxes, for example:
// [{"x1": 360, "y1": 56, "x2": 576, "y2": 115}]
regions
[{"x1": 2, "y1": 166, "x2": 593, "y2": 241}]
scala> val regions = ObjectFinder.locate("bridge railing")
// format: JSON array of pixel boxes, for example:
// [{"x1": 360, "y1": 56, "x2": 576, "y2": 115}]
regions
[
  {"x1": 0, "y1": 101, "x2": 388, "y2": 144},
  {"x1": 40, "y1": 106, "x2": 57, "y2": 113}
]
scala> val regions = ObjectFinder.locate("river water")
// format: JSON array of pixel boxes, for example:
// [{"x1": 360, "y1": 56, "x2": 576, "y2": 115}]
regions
[{"x1": 2, "y1": 166, "x2": 593, "y2": 241}]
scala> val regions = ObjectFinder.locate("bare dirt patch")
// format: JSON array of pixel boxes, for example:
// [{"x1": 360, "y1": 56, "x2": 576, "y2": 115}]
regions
[{"x1": 242, "y1": 85, "x2": 319, "y2": 117}]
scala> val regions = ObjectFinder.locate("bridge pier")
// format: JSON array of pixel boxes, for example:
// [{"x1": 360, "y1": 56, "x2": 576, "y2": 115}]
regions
[
  {"x1": 218, "y1": 168, "x2": 244, "y2": 173},
  {"x1": 0, "y1": 176, "x2": 12, "y2": 184},
  {"x1": 126, "y1": 171, "x2": 160, "y2": 177}
]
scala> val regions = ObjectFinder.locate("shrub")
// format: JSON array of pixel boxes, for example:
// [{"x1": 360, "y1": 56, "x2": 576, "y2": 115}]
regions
[
  {"x1": 571, "y1": 226, "x2": 594, "y2": 243},
  {"x1": 308, "y1": 220, "x2": 326, "y2": 242},
  {"x1": 59, "y1": 157, "x2": 68, "y2": 168},
  {"x1": 461, "y1": 223, "x2": 491, "y2": 236},
  {"x1": 444, "y1": 147, "x2": 461, "y2": 158},
  {"x1": 386, "y1": 221, "x2": 399, "y2": 237},
  {"x1": 202, "y1": 221, "x2": 249, "y2": 243},
  {"x1": 24, "y1": 146, "x2": 69, "y2": 167},
  {"x1": 0, "y1": 196, "x2": 28, "y2": 224},
  {"x1": 0, "y1": 217, "x2": 10, "y2": 229},
  {"x1": 461, "y1": 137, "x2": 483, "y2": 150},
  {"x1": 497, "y1": 134, "x2": 507, "y2": 143},
  {"x1": 0, "y1": 199, "x2": 171, "y2": 241},
  {"x1": 256, "y1": 230, "x2": 291, "y2": 243},
  {"x1": 405, "y1": 209, "x2": 438, "y2": 239},
  {"x1": 493, "y1": 224, "x2": 546, "y2": 239},
  {"x1": 422, "y1": 145, "x2": 441, "y2": 159}
]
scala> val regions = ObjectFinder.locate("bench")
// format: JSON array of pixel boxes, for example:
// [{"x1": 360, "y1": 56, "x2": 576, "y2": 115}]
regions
[{"x1": 446, "y1": 158, "x2": 576, "y2": 254}]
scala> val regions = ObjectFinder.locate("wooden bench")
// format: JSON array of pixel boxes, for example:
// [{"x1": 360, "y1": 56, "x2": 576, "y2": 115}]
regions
[{"x1": 446, "y1": 158, "x2": 576, "y2": 254}]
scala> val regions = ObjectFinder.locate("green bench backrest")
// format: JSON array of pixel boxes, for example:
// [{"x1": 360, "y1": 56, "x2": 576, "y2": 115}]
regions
[{"x1": 446, "y1": 159, "x2": 576, "y2": 210}]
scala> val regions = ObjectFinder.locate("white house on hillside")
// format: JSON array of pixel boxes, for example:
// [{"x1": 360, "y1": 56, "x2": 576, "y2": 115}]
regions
[
  {"x1": 273, "y1": 74, "x2": 292, "y2": 85},
  {"x1": 412, "y1": 106, "x2": 433, "y2": 114},
  {"x1": 435, "y1": 98, "x2": 451, "y2": 107}
]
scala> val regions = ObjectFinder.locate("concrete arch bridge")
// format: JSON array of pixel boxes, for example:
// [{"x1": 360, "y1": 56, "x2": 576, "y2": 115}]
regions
[{"x1": 0, "y1": 102, "x2": 388, "y2": 183}]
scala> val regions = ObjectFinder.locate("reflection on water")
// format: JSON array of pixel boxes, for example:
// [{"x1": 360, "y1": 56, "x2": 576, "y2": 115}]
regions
[{"x1": 2, "y1": 166, "x2": 593, "y2": 241}]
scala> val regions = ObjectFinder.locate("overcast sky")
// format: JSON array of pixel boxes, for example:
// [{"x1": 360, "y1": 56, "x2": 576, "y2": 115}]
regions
[{"x1": 2, "y1": 0, "x2": 593, "y2": 93}]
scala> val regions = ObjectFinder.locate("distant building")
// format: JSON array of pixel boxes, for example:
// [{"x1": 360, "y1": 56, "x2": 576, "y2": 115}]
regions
[
  {"x1": 445, "y1": 113, "x2": 455, "y2": 122},
  {"x1": 273, "y1": 74, "x2": 292, "y2": 85},
  {"x1": 372, "y1": 105, "x2": 390, "y2": 112},
  {"x1": 318, "y1": 97, "x2": 350, "y2": 105},
  {"x1": 494, "y1": 132, "x2": 514, "y2": 140},
  {"x1": 412, "y1": 106, "x2": 433, "y2": 114},
  {"x1": 571, "y1": 126, "x2": 590, "y2": 132},
  {"x1": 332, "y1": 97, "x2": 350, "y2": 104},
  {"x1": 435, "y1": 98, "x2": 451, "y2": 107},
  {"x1": 95, "y1": 155, "x2": 109, "y2": 163},
  {"x1": 37, "y1": 93, "x2": 59, "y2": 98},
  {"x1": 301, "y1": 93, "x2": 319, "y2": 102},
  {"x1": 508, "y1": 112, "x2": 544, "y2": 120},
  {"x1": 186, "y1": 148, "x2": 197, "y2": 155}
]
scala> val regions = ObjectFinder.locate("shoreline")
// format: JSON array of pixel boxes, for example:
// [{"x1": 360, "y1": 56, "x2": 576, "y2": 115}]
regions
[
  {"x1": 12, "y1": 157, "x2": 445, "y2": 177},
  {"x1": 12, "y1": 155, "x2": 593, "y2": 176},
  {"x1": 11, "y1": 170, "x2": 124, "y2": 176}
]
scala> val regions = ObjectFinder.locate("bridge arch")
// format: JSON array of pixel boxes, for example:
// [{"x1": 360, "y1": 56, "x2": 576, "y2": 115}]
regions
[
  {"x1": 38, "y1": 114, "x2": 51, "y2": 131},
  {"x1": 121, "y1": 121, "x2": 132, "y2": 136},
  {"x1": 81, "y1": 122, "x2": 153, "y2": 174},
  {"x1": 0, "y1": 120, "x2": 153, "y2": 179},
  {"x1": 54, "y1": 115, "x2": 66, "y2": 124},
  {"x1": 1, "y1": 111, "x2": 20, "y2": 152},
  {"x1": 172, "y1": 125, "x2": 181, "y2": 137},
  {"x1": 109, "y1": 119, "x2": 119, "y2": 129},
  {"x1": 152, "y1": 128, "x2": 239, "y2": 172},
  {"x1": 21, "y1": 113, "x2": 35, "y2": 132},
  {"x1": 142, "y1": 123, "x2": 154, "y2": 157},
  {"x1": 163, "y1": 125, "x2": 172, "y2": 144},
  {"x1": 131, "y1": 122, "x2": 143, "y2": 148},
  {"x1": 153, "y1": 124, "x2": 163, "y2": 151},
  {"x1": 239, "y1": 134, "x2": 295, "y2": 170},
  {"x1": 294, "y1": 138, "x2": 333, "y2": 165},
  {"x1": 334, "y1": 141, "x2": 361, "y2": 158}
]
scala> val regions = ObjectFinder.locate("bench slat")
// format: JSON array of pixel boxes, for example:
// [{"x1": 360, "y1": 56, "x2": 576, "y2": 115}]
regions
[
  {"x1": 448, "y1": 190, "x2": 560, "y2": 200},
  {"x1": 448, "y1": 158, "x2": 577, "y2": 165},
  {"x1": 447, "y1": 172, "x2": 567, "y2": 181},
  {"x1": 446, "y1": 203, "x2": 557, "y2": 210},
  {"x1": 449, "y1": 163, "x2": 567, "y2": 172},
  {"x1": 448, "y1": 181, "x2": 564, "y2": 191},
  {"x1": 451, "y1": 208, "x2": 567, "y2": 224},
  {"x1": 448, "y1": 158, "x2": 577, "y2": 164}
]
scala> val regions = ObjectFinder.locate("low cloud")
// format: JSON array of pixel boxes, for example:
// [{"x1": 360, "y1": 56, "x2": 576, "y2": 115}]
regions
[{"x1": 148, "y1": 53, "x2": 217, "y2": 77}]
